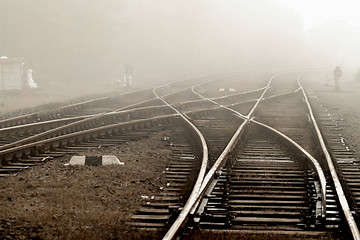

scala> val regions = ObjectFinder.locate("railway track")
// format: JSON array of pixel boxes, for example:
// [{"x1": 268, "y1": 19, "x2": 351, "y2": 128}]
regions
[
  {"x1": 197, "y1": 128, "x2": 328, "y2": 236},
  {"x1": 0, "y1": 88, "x2": 160, "y2": 146},
  {"x1": 0, "y1": 74, "x2": 240, "y2": 150},
  {"x1": 307, "y1": 86, "x2": 360, "y2": 225},
  {"x1": 132, "y1": 72, "x2": 359, "y2": 239},
  {"x1": 1, "y1": 72, "x2": 359, "y2": 239},
  {"x1": 0, "y1": 73, "x2": 248, "y2": 174}
]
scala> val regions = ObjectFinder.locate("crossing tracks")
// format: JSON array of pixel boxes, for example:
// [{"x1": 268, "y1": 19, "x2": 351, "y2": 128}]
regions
[
  {"x1": 0, "y1": 72, "x2": 359, "y2": 239},
  {"x1": 159, "y1": 72, "x2": 360, "y2": 239}
]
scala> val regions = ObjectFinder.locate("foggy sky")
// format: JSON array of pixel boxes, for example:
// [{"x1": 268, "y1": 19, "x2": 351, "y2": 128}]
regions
[{"x1": 1, "y1": 0, "x2": 359, "y2": 88}]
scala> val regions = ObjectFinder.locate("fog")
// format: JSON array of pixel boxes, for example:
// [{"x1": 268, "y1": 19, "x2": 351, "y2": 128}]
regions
[{"x1": 1, "y1": 0, "x2": 360, "y2": 88}]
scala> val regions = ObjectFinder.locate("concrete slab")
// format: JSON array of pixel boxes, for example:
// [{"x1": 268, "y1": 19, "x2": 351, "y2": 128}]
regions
[{"x1": 65, "y1": 155, "x2": 124, "y2": 166}]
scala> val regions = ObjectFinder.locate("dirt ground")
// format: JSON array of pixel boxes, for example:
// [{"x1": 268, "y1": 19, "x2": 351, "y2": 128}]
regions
[{"x1": 0, "y1": 133, "x2": 171, "y2": 239}]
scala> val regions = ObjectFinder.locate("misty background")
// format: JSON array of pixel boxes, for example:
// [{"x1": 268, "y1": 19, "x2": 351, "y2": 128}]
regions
[{"x1": 1, "y1": 0, "x2": 360, "y2": 89}]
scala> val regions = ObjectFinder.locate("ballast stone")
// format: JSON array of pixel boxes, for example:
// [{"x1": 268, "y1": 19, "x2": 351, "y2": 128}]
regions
[{"x1": 65, "y1": 155, "x2": 125, "y2": 166}]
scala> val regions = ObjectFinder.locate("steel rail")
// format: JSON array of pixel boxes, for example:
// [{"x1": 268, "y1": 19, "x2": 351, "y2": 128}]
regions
[
  {"x1": 0, "y1": 115, "x2": 90, "y2": 134},
  {"x1": 0, "y1": 104, "x2": 172, "y2": 151},
  {"x1": 159, "y1": 72, "x2": 251, "y2": 101},
  {"x1": 160, "y1": 87, "x2": 192, "y2": 99},
  {"x1": 0, "y1": 74, "x2": 250, "y2": 153},
  {"x1": 209, "y1": 86, "x2": 267, "y2": 100},
  {"x1": 0, "y1": 74, "x2": 300, "y2": 154},
  {"x1": 0, "y1": 97, "x2": 109, "y2": 128},
  {"x1": 177, "y1": 85, "x2": 267, "y2": 105},
  {"x1": 0, "y1": 73, "x2": 245, "y2": 164},
  {"x1": 298, "y1": 75, "x2": 360, "y2": 240},
  {"x1": 2, "y1": 72, "x2": 332, "y2": 238},
  {"x1": 262, "y1": 89, "x2": 302, "y2": 101},
  {"x1": 0, "y1": 74, "x2": 237, "y2": 161},
  {"x1": 0, "y1": 93, "x2": 162, "y2": 140},
  {"x1": 112, "y1": 97, "x2": 160, "y2": 112},
  {"x1": 251, "y1": 119, "x2": 327, "y2": 218},
  {"x1": 0, "y1": 113, "x2": 178, "y2": 158},
  {"x1": 57, "y1": 97, "x2": 109, "y2": 111},
  {"x1": 178, "y1": 85, "x2": 264, "y2": 106},
  {"x1": 0, "y1": 83, "x2": 250, "y2": 158},
  {"x1": 185, "y1": 88, "x2": 305, "y2": 117},
  {"x1": 0, "y1": 102, "x2": 169, "y2": 143},
  {"x1": 193, "y1": 81, "x2": 328, "y2": 219},
  {"x1": 191, "y1": 86, "x2": 248, "y2": 119},
  {"x1": 180, "y1": 87, "x2": 297, "y2": 113},
  {"x1": 189, "y1": 72, "x2": 329, "y2": 227},
  {"x1": 0, "y1": 86, "x2": 161, "y2": 129},
  {"x1": 0, "y1": 101, "x2": 169, "y2": 142},
  {"x1": 1, "y1": 73, "x2": 328, "y2": 212},
  {"x1": 0, "y1": 113, "x2": 37, "y2": 127},
  {"x1": 176, "y1": 77, "x2": 268, "y2": 108},
  {"x1": 163, "y1": 72, "x2": 285, "y2": 240},
  {"x1": 0, "y1": 73, "x2": 247, "y2": 149},
  {"x1": 0, "y1": 73, "x2": 234, "y2": 129},
  {"x1": 115, "y1": 76, "x2": 230, "y2": 111},
  {"x1": 192, "y1": 74, "x2": 327, "y2": 218},
  {"x1": 114, "y1": 78, "x2": 220, "y2": 109},
  {"x1": 192, "y1": 72, "x2": 286, "y2": 119},
  {"x1": 153, "y1": 86, "x2": 209, "y2": 240},
  {"x1": 187, "y1": 75, "x2": 279, "y2": 215},
  {"x1": 153, "y1": 74, "x2": 221, "y2": 99}
]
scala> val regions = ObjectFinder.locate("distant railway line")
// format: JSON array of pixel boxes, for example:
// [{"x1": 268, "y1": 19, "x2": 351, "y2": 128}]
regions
[{"x1": 0, "y1": 72, "x2": 359, "y2": 239}]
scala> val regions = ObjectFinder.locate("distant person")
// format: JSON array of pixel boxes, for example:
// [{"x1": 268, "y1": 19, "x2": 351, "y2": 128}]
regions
[
  {"x1": 123, "y1": 64, "x2": 132, "y2": 88},
  {"x1": 26, "y1": 69, "x2": 37, "y2": 88},
  {"x1": 115, "y1": 79, "x2": 122, "y2": 87},
  {"x1": 333, "y1": 66, "x2": 342, "y2": 91}
]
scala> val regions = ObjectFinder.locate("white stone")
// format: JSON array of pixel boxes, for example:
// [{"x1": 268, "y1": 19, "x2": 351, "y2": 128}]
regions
[
  {"x1": 65, "y1": 156, "x2": 86, "y2": 166},
  {"x1": 64, "y1": 155, "x2": 124, "y2": 166},
  {"x1": 102, "y1": 155, "x2": 124, "y2": 165}
]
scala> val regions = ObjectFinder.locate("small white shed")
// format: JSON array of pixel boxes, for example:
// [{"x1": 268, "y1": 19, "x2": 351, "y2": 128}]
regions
[{"x1": 0, "y1": 57, "x2": 24, "y2": 90}]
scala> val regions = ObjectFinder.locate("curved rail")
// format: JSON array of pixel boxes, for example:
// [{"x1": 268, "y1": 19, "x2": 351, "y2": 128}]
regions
[
  {"x1": 175, "y1": 85, "x2": 267, "y2": 107},
  {"x1": 0, "y1": 74, "x2": 262, "y2": 154},
  {"x1": 0, "y1": 74, "x2": 241, "y2": 155},
  {"x1": 251, "y1": 119, "x2": 327, "y2": 218},
  {"x1": 0, "y1": 86, "x2": 164, "y2": 129},
  {"x1": 0, "y1": 104, "x2": 172, "y2": 152},
  {"x1": 298, "y1": 75, "x2": 360, "y2": 240},
  {"x1": 163, "y1": 73, "x2": 284, "y2": 240},
  {"x1": 0, "y1": 72, "x2": 341, "y2": 238},
  {"x1": 192, "y1": 72, "x2": 327, "y2": 219},
  {"x1": 153, "y1": 86, "x2": 209, "y2": 240},
  {"x1": 0, "y1": 97, "x2": 109, "y2": 127},
  {"x1": 0, "y1": 113, "x2": 177, "y2": 158}
]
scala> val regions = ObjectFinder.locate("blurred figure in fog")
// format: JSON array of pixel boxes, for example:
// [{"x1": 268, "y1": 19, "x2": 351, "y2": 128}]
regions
[
  {"x1": 26, "y1": 69, "x2": 37, "y2": 88},
  {"x1": 115, "y1": 79, "x2": 122, "y2": 87},
  {"x1": 333, "y1": 66, "x2": 342, "y2": 91},
  {"x1": 123, "y1": 64, "x2": 132, "y2": 88}
]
